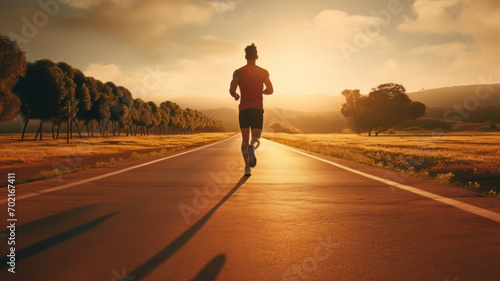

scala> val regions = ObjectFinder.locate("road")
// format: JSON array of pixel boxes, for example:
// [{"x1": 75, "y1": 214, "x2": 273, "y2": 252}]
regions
[{"x1": 0, "y1": 135, "x2": 499, "y2": 281}]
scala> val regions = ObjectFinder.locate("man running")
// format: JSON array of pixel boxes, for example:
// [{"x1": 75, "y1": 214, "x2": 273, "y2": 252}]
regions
[{"x1": 230, "y1": 43, "x2": 274, "y2": 177}]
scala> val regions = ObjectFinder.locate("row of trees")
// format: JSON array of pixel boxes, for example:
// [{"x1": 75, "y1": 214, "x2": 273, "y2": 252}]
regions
[
  {"x1": 0, "y1": 34, "x2": 226, "y2": 141},
  {"x1": 341, "y1": 83, "x2": 426, "y2": 136},
  {"x1": 0, "y1": 34, "x2": 26, "y2": 122}
]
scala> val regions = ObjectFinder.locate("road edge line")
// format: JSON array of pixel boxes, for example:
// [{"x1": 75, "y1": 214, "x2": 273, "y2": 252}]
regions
[
  {"x1": 0, "y1": 134, "x2": 238, "y2": 205},
  {"x1": 267, "y1": 139, "x2": 500, "y2": 224}
]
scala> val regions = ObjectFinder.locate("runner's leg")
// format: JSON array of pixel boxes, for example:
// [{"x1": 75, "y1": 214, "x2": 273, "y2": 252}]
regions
[
  {"x1": 241, "y1": 128, "x2": 250, "y2": 168},
  {"x1": 250, "y1": 129, "x2": 261, "y2": 149}
]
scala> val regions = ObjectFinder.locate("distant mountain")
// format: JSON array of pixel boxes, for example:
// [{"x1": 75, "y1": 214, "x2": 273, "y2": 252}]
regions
[
  {"x1": 181, "y1": 84, "x2": 500, "y2": 133},
  {"x1": 175, "y1": 84, "x2": 500, "y2": 115},
  {"x1": 201, "y1": 108, "x2": 239, "y2": 132},
  {"x1": 201, "y1": 107, "x2": 346, "y2": 133},
  {"x1": 170, "y1": 96, "x2": 235, "y2": 111},
  {"x1": 171, "y1": 92, "x2": 345, "y2": 113},
  {"x1": 2, "y1": 84, "x2": 497, "y2": 134},
  {"x1": 408, "y1": 84, "x2": 500, "y2": 108}
]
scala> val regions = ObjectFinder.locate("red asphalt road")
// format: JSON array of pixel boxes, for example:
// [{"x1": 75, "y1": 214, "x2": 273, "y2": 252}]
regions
[{"x1": 0, "y1": 135, "x2": 499, "y2": 281}]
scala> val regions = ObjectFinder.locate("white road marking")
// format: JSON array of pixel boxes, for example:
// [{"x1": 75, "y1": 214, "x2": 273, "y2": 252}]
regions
[
  {"x1": 0, "y1": 135, "x2": 237, "y2": 205},
  {"x1": 269, "y1": 140, "x2": 500, "y2": 224}
]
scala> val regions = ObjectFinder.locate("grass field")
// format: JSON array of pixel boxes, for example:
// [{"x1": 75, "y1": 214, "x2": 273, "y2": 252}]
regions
[
  {"x1": 264, "y1": 132, "x2": 500, "y2": 197},
  {"x1": 0, "y1": 133, "x2": 235, "y2": 165}
]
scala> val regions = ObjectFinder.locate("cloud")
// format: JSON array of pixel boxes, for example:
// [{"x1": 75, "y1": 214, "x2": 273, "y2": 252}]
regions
[
  {"x1": 84, "y1": 63, "x2": 123, "y2": 82},
  {"x1": 189, "y1": 35, "x2": 239, "y2": 57},
  {"x1": 81, "y1": 35, "x2": 240, "y2": 102},
  {"x1": 399, "y1": 0, "x2": 464, "y2": 33},
  {"x1": 304, "y1": 10, "x2": 379, "y2": 43},
  {"x1": 60, "y1": 0, "x2": 218, "y2": 56},
  {"x1": 400, "y1": 0, "x2": 500, "y2": 50},
  {"x1": 398, "y1": 0, "x2": 500, "y2": 87},
  {"x1": 302, "y1": 9, "x2": 395, "y2": 61},
  {"x1": 207, "y1": 0, "x2": 242, "y2": 19}
]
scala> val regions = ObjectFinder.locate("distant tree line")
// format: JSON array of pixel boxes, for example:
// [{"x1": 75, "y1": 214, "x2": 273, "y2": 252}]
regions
[
  {"x1": 0, "y1": 34, "x2": 226, "y2": 141},
  {"x1": 341, "y1": 83, "x2": 426, "y2": 136}
]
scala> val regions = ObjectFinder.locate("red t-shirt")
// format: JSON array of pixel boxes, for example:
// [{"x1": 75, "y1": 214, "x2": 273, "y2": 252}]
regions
[{"x1": 235, "y1": 65, "x2": 269, "y2": 112}]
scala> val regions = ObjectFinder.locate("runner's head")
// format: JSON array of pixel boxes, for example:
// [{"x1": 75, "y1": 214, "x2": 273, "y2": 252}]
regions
[{"x1": 245, "y1": 43, "x2": 258, "y2": 61}]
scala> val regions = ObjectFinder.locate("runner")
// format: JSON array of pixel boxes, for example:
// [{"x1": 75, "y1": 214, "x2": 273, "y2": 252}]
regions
[{"x1": 229, "y1": 43, "x2": 274, "y2": 176}]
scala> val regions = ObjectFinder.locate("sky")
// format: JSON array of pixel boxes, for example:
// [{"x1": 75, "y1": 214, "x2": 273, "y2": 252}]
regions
[{"x1": 1, "y1": 0, "x2": 499, "y2": 105}]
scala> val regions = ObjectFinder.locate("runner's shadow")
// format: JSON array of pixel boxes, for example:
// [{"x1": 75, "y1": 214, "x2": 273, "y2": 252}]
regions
[
  {"x1": 129, "y1": 176, "x2": 249, "y2": 280},
  {"x1": 0, "y1": 212, "x2": 117, "y2": 268},
  {"x1": 192, "y1": 254, "x2": 226, "y2": 281},
  {"x1": 0, "y1": 203, "x2": 101, "y2": 233}
]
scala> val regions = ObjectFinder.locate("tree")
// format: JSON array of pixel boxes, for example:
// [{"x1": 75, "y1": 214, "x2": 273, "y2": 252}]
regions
[
  {"x1": 72, "y1": 68, "x2": 91, "y2": 137},
  {"x1": 106, "y1": 82, "x2": 133, "y2": 136},
  {"x1": 13, "y1": 59, "x2": 76, "y2": 141},
  {"x1": 158, "y1": 102, "x2": 171, "y2": 136},
  {"x1": 161, "y1": 101, "x2": 183, "y2": 134},
  {"x1": 340, "y1": 89, "x2": 362, "y2": 134},
  {"x1": 117, "y1": 86, "x2": 133, "y2": 136},
  {"x1": 93, "y1": 80, "x2": 112, "y2": 137},
  {"x1": 55, "y1": 62, "x2": 89, "y2": 139},
  {"x1": 183, "y1": 108, "x2": 195, "y2": 134},
  {"x1": 176, "y1": 108, "x2": 186, "y2": 134},
  {"x1": 130, "y1": 98, "x2": 152, "y2": 136},
  {"x1": 147, "y1": 101, "x2": 161, "y2": 135},
  {"x1": 194, "y1": 110, "x2": 207, "y2": 133},
  {"x1": 0, "y1": 34, "x2": 27, "y2": 121},
  {"x1": 79, "y1": 76, "x2": 100, "y2": 137},
  {"x1": 341, "y1": 83, "x2": 426, "y2": 136}
]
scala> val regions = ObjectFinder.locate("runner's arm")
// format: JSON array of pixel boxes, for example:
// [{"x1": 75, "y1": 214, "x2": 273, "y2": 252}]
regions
[
  {"x1": 229, "y1": 70, "x2": 240, "y2": 101},
  {"x1": 263, "y1": 70, "x2": 273, "y2": 95}
]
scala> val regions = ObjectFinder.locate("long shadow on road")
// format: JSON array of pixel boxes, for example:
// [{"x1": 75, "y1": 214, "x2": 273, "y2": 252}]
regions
[
  {"x1": 192, "y1": 254, "x2": 226, "y2": 281},
  {"x1": 129, "y1": 176, "x2": 249, "y2": 280},
  {"x1": 0, "y1": 212, "x2": 117, "y2": 269}
]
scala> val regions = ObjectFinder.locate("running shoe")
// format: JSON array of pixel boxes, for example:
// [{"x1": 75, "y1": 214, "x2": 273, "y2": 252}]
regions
[{"x1": 244, "y1": 167, "x2": 251, "y2": 177}]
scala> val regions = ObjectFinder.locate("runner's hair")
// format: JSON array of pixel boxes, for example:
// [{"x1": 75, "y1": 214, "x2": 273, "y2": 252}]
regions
[{"x1": 245, "y1": 43, "x2": 257, "y2": 60}]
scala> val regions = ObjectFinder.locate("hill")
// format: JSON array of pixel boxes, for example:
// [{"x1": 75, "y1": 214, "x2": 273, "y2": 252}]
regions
[
  {"x1": 176, "y1": 84, "x2": 500, "y2": 115},
  {"x1": 172, "y1": 92, "x2": 345, "y2": 113},
  {"x1": 2, "y1": 84, "x2": 498, "y2": 134},
  {"x1": 407, "y1": 84, "x2": 500, "y2": 108},
  {"x1": 201, "y1": 107, "x2": 347, "y2": 133}
]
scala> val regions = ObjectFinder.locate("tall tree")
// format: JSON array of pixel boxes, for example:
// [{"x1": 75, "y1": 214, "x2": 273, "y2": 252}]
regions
[
  {"x1": 183, "y1": 108, "x2": 196, "y2": 134},
  {"x1": 341, "y1": 83, "x2": 426, "y2": 136},
  {"x1": 340, "y1": 89, "x2": 362, "y2": 134},
  {"x1": 158, "y1": 102, "x2": 171, "y2": 136},
  {"x1": 161, "y1": 101, "x2": 183, "y2": 134},
  {"x1": 13, "y1": 59, "x2": 76, "y2": 141},
  {"x1": 148, "y1": 101, "x2": 161, "y2": 135},
  {"x1": 79, "y1": 76, "x2": 100, "y2": 137},
  {"x1": 117, "y1": 86, "x2": 133, "y2": 136},
  {"x1": 55, "y1": 62, "x2": 89, "y2": 139},
  {"x1": 106, "y1": 82, "x2": 133, "y2": 136},
  {"x1": 94, "y1": 80, "x2": 112, "y2": 137},
  {"x1": 0, "y1": 34, "x2": 27, "y2": 121},
  {"x1": 130, "y1": 98, "x2": 152, "y2": 136}
]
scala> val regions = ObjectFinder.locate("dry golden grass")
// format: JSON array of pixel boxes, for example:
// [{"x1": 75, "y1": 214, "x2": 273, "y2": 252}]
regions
[
  {"x1": 264, "y1": 132, "x2": 500, "y2": 196},
  {"x1": 0, "y1": 133, "x2": 235, "y2": 165}
]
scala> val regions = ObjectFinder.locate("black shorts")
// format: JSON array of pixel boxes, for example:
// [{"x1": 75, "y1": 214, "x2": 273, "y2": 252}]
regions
[{"x1": 239, "y1": 108, "x2": 263, "y2": 130}]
